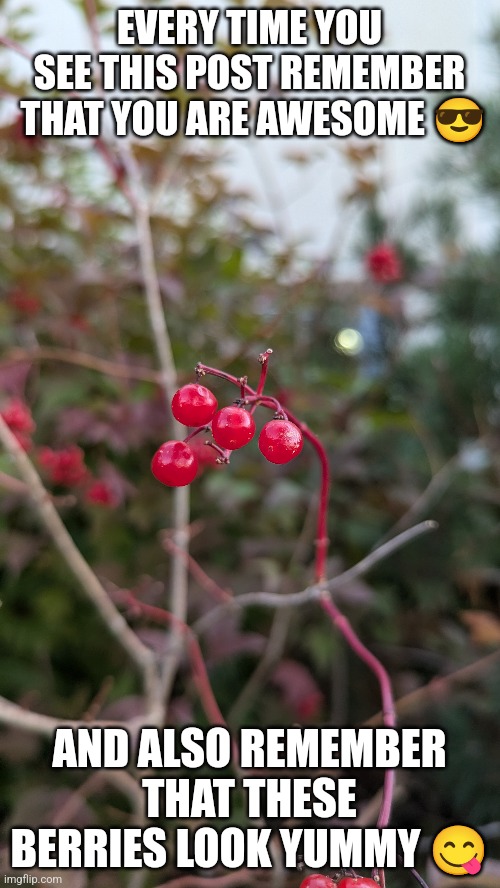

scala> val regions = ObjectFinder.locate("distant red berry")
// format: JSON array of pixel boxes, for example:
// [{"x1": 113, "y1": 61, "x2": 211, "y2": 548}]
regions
[
  {"x1": 151, "y1": 441, "x2": 198, "y2": 487},
  {"x1": 7, "y1": 288, "x2": 41, "y2": 317},
  {"x1": 85, "y1": 480, "x2": 117, "y2": 507},
  {"x1": 172, "y1": 384, "x2": 218, "y2": 427},
  {"x1": 1, "y1": 399, "x2": 35, "y2": 435},
  {"x1": 39, "y1": 446, "x2": 87, "y2": 487},
  {"x1": 299, "y1": 876, "x2": 336, "y2": 888},
  {"x1": 365, "y1": 242, "x2": 401, "y2": 283},
  {"x1": 259, "y1": 419, "x2": 303, "y2": 464},
  {"x1": 211, "y1": 406, "x2": 255, "y2": 450},
  {"x1": 337, "y1": 878, "x2": 379, "y2": 888}
]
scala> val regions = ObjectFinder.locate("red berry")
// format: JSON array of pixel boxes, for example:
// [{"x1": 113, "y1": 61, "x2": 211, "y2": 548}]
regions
[
  {"x1": 85, "y1": 480, "x2": 118, "y2": 507},
  {"x1": 151, "y1": 441, "x2": 198, "y2": 487},
  {"x1": 38, "y1": 445, "x2": 87, "y2": 487},
  {"x1": 172, "y1": 384, "x2": 217, "y2": 427},
  {"x1": 7, "y1": 288, "x2": 41, "y2": 317},
  {"x1": 300, "y1": 876, "x2": 336, "y2": 888},
  {"x1": 365, "y1": 242, "x2": 401, "y2": 284},
  {"x1": 258, "y1": 419, "x2": 303, "y2": 464},
  {"x1": 211, "y1": 406, "x2": 255, "y2": 450},
  {"x1": 338, "y1": 878, "x2": 379, "y2": 888},
  {"x1": 1, "y1": 398, "x2": 36, "y2": 435}
]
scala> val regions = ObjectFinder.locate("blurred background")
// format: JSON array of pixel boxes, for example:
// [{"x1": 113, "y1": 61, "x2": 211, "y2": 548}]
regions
[{"x1": 1, "y1": 0, "x2": 500, "y2": 886}]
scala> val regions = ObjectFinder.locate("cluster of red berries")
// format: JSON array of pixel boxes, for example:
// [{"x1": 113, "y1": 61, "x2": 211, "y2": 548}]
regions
[
  {"x1": 39, "y1": 445, "x2": 88, "y2": 487},
  {"x1": 300, "y1": 875, "x2": 379, "y2": 888},
  {"x1": 38, "y1": 445, "x2": 117, "y2": 507},
  {"x1": 1, "y1": 398, "x2": 118, "y2": 508},
  {"x1": 151, "y1": 381, "x2": 304, "y2": 488}
]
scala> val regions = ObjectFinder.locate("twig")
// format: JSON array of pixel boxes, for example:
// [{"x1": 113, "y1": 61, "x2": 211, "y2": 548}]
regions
[
  {"x1": 3, "y1": 346, "x2": 161, "y2": 383},
  {"x1": 328, "y1": 520, "x2": 439, "y2": 588},
  {"x1": 320, "y1": 594, "x2": 396, "y2": 828},
  {"x1": 116, "y1": 592, "x2": 229, "y2": 734},
  {"x1": 119, "y1": 144, "x2": 177, "y2": 408},
  {"x1": 0, "y1": 695, "x2": 128, "y2": 738},
  {"x1": 0, "y1": 470, "x2": 28, "y2": 495},
  {"x1": 52, "y1": 769, "x2": 144, "y2": 827},
  {"x1": 161, "y1": 534, "x2": 233, "y2": 603},
  {"x1": 193, "y1": 520, "x2": 438, "y2": 634},
  {"x1": 365, "y1": 648, "x2": 500, "y2": 727},
  {"x1": 375, "y1": 461, "x2": 455, "y2": 547},
  {"x1": 0, "y1": 415, "x2": 157, "y2": 702},
  {"x1": 0, "y1": 34, "x2": 32, "y2": 60},
  {"x1": 82, "y1": 0, "x2": 101, "y2": 59}
]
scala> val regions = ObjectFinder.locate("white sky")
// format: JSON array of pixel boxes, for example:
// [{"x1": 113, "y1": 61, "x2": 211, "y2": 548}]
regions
[{"x1": 4, "y1": 0, "x2": 500, "y2": 264}]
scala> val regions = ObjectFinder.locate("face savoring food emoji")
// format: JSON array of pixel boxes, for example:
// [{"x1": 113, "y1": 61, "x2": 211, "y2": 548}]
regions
[{"x1": 432, "y1": 825, "x2": 485, "y2": 876}]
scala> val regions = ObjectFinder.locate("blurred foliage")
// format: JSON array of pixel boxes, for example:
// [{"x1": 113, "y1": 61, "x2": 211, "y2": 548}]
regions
[{"x1": 1, "y1": 2, "x2": 500, "y2": 887}]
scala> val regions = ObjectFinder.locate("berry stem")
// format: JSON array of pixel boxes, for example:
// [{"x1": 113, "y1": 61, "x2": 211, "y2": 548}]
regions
[
  {"x1": 239, "y1": 376, "x2": 248, "y2": 399},
  {"x1": 320, "y1": 593, "x2": 396, "y2": 887},
  {"x1": 256, "y1": 348, "x2": 273, "y2": 396},
  {"x1": 203, "y1": 441, "x2": 231, "y2": 462},
  {"x1": 243, "y1": 394, "x2": 284, "y2": 415},
  {"x1": 184, "y1": 426, "x2": 211, "y2": 443},
  {"x1": 195, "y1": 363, "x2": 331, "y2": 582}
]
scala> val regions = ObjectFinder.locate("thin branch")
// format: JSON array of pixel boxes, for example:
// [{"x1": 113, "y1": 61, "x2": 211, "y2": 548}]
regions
[
  {"x1": 320, "y1": 594, "x2": 396, "y2": 830},
  {"x1": 52, "y1": 769, "x2": 144, "y2": 827},
  {"x1": 193, "y1": 520, "x2": 439, "y2": 634},
  {"x1": 375, "y1": 461, "x2": 455, "y2": 547},
  {"x1": 161, "y1": 534, "x2": 233, "y2": 603},
  {"x1": 0, "y1": 34, "x2": 32, "y2": 60},
  {"x1": 116, "y1": 592, "x2": 236, "y2": 752},
  {"x1": 0, "y1": 415, "x2": 157, "y2": 701},
  {"x1": 0, "y1": 470, "x2": 28, "y2": 495},
  {"x1": 119, "y1": 144, "x2": 178, "y2": 408},
  {"x1": 3, "y1": 347, "x2": 161, "y2": 384},
  {"x1": 365, "y1": 648, "x2": 500, "y2": 727},
  {"x1": 82, "y1": 0, "x2": 101, "y2": 59},
  {"x1": 327, "y1": 520, "x2": 439, "y2": 588},
  {"x1": 0, "y1": 695, "x2": 128, "y2": 738}
]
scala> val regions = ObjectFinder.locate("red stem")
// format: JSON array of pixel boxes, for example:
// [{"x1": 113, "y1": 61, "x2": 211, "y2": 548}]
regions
[
  {"x1": 195, "y1": 357, "x2": 395, "y2": 863},
  {"x1": 117, "y1": 592, "x2": 229, "y2": 730},
  {"x1": 196, "y1": 364, "x2": 331, "y2": 582},
  {"x1": 320, "y1": 594, "x2": 396, "y2": 885},
  {"x1": 255, "y1": 348, "x2": 273, "y2": 402},
  {"x1": 162, "y1": 537, "x2": 233, "y2": 603}
]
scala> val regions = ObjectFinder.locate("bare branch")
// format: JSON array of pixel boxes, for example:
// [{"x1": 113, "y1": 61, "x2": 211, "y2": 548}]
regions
[
  {"x1": 119, "y1": 144, "x2": 178, "y2": 408},
  {"x1": 193, "y1": 520, "x2": 439, "y2": 635},
  {"x1": 326, "y1": 520, "x2": 439, "y2": 589},
  {"x1": 366, "y1": 648, "x2": 500, "y2": 727},
  {"x1": 3, "y1": 347, "x2": 161, "y2": 384},
  {"x1": 0, "y1": 695, "x2": 128, "y2": 738},
  {"x1": 118, "y1": 141, "x2": 190, "y2": 708}
]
